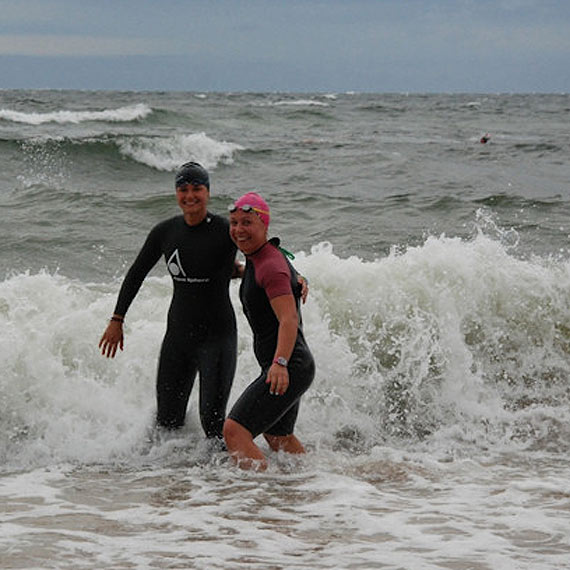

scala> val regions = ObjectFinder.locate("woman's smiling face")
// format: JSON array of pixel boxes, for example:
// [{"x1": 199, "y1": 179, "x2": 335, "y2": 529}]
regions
[
  {"x1": 176, "y1": 183, "x2": 209, "y2": 221},
  {"x1": 229, "y1": 209, "x2": 267, "y2": 254}
]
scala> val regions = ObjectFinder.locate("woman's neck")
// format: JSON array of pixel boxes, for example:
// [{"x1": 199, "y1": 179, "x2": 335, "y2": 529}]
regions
[{"x1": 184, "y1": 211, "x2": 208, "y2": 226}]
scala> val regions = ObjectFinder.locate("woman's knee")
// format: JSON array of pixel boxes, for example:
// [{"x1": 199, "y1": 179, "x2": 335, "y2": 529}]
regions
[{"x1": 223, "y1": 418, "x2": 249, "y2": 448}]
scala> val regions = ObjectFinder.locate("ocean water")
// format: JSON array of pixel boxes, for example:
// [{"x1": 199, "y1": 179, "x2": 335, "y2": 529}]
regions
[{"x1": 1, "y1": 90, "x2": 569, "y2": 569}]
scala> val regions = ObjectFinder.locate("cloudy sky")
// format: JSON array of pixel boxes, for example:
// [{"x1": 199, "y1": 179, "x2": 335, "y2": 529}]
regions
[{"x1": 1, "y1": 0, "x2": 568, "y2": 92}]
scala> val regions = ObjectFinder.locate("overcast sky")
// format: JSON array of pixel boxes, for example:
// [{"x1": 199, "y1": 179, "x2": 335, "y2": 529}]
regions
[{"x1": 1, "y1": 0, "x2": 568, "y2": 93}]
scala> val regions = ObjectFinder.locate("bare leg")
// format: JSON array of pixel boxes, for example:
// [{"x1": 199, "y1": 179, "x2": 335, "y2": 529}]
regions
[
  {"x1": 223, "y1": 419, "x2": 267, "y2": 471},
  {"x1": 263, "y1": 433, "x2": 305, "y2": 454}
]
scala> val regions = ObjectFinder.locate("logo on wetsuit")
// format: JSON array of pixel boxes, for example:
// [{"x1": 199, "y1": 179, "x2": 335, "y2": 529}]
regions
[{"x1": 167, "y1": 249, "x2": 210, "y2": 284}]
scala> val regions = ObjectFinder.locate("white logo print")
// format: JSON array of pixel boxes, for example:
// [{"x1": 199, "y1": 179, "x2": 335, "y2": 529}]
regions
[
  {"x1": 167, "y1": 249, "x2": 186, "y2": 277},
  {"x1": 166, "y1": 248, "x2": 209, "y2": 284}
]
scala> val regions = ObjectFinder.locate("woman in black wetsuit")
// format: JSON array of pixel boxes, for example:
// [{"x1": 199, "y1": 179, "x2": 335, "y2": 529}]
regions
[
  {"x1": 223, "y1": 192, "x2": 315, "y2": 470},
  {"x1": 99, "y1": 162, "x2": 238, "y2": 441}
]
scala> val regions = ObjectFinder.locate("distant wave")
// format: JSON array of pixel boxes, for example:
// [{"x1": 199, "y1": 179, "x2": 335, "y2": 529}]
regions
[
  {"x1": 117, "y1": 132, "x2": 244, "y2": 171},
  {"x1": 0, "y1": 104, "x2": 152, "y2": 125},
  {"x1": 273, "y1": 99, "x2": 329, "y2": 107},
  {"x1": 14, "y1": 131, "x2": 245, "y2": 174}
]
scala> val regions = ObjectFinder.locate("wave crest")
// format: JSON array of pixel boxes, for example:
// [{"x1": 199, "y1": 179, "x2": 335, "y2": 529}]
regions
[
  {"x1": 2, "y1": 229, "x2": 569, "y2": 469},
  {"x1": 295, "y1": 233, "x2": 570, "y2": 452},
  {"x1": 0, "y1": 103, "x2": 152, "y2": 125},
  {"x1": 117, "y1": 132, "x2": 244, "y2": 171},
  {"x1": 274, "y1": 99, "x2": 329, "y2": 107}
]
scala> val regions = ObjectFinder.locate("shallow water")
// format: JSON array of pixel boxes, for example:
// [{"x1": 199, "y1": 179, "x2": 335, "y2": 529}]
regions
[{"x1": 3, "y1": 450, "x2": 569, "y2": 569}]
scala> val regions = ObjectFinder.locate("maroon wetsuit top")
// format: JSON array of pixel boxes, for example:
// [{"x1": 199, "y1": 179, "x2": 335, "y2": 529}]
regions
[{"x1": 239, "y1": 239, "x2": 305, "y2": 367}]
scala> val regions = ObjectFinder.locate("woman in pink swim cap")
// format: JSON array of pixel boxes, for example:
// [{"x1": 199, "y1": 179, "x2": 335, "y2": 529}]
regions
[{"x1": 224, "y1": 192, "x2": 315, "y2": 470}]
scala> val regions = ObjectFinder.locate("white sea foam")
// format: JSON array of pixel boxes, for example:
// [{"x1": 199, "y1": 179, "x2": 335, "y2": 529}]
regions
[
  {"x1": 1, "y1": 233, "x2": 569, "y2": 569},
  {"x1": 295, "y1": 235, "x2": 570, "y2": 455},
  {"x1": 117, "y1": 132, "x2": 244, "y2": 171},
  {"x1": 1, "y1": 231, "x2": 568, "y2": 471},
  {"x1": 0, "y1": 103, "x2": 152, "y2": 124}
]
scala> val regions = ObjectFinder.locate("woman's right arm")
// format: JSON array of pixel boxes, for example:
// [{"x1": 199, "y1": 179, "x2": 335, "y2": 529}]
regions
[{"x1": 98, "y1": 227, "x2": 163, "y2": 358}]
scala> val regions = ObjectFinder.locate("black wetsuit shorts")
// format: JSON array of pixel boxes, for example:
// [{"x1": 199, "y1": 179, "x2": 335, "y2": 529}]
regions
[{"x1": 228, "y1": 342, "x2": 314, "y2": 437}]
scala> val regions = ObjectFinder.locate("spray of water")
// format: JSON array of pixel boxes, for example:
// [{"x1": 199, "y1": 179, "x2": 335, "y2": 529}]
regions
[{"x1": 1, "y1": 216, "x2": 569, "y2": 471}]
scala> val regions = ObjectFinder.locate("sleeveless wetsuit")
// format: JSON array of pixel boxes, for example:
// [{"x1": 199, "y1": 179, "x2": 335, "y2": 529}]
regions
[
  {"x1": 114, "y1": 213, "x2": 237, "y2": 438},
  {"x1": 228, "y1": 239, "x2": 315, "y2": 437}
]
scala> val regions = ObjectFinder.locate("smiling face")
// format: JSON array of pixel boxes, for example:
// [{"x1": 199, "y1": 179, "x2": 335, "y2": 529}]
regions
[
  {"x1": 176, "y1": 183, "x2": 209, "y2": 224},
  {"x1": 229, "y1": 209, "x2": 268, "y2": 254}
]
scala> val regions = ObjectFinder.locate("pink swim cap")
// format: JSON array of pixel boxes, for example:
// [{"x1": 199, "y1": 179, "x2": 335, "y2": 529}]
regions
[{"x1": 231, "y1": 192, "x2": 270, "y2": 228}]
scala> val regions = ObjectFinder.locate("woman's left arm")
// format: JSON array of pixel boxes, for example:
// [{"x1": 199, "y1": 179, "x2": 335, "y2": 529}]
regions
[{"x1": 267, "y1": 294, "x2": 298, "y2": 396}]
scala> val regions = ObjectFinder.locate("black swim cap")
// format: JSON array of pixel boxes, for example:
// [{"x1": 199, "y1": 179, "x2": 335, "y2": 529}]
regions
[{"x1": 175, "y1": 162, "x2": 210, "y2": 189}]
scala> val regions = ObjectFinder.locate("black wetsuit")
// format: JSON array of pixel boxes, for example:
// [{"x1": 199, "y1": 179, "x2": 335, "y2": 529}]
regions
[
  {"x1": 228, "y1": 239, "x2": 315, "y2": 437},
  {"x1": 114, "y1": 213, "x2": 237, "y2": 438}
]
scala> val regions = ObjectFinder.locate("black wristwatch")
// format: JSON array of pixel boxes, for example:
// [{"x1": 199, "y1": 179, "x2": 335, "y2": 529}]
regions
[{"x1": 273, "y1": 356, "x2": 288, "y2": 367}]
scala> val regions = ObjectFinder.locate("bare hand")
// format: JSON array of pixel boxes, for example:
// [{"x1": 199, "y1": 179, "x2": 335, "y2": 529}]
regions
[
  {"x1": 298, "y1": 276, "x2": 309, "y2": 304},
  {"x1": 266, "y1": 363, "x2": 289, "y2": 396},
  {"x1": 232, "y1": 260, "x2": 245, "y2": 279},
  {"x1": 98, "y1": 321, "x2": 124, "y2": 358}
]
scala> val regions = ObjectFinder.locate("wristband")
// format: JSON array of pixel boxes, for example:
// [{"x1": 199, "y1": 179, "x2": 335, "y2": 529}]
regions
[
  {"x1": 273, "y1": 356, "x2": 288, "y2": 367},
  {"x1": 110, "y1": 316, "x2": 124, "y2": 323}
]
